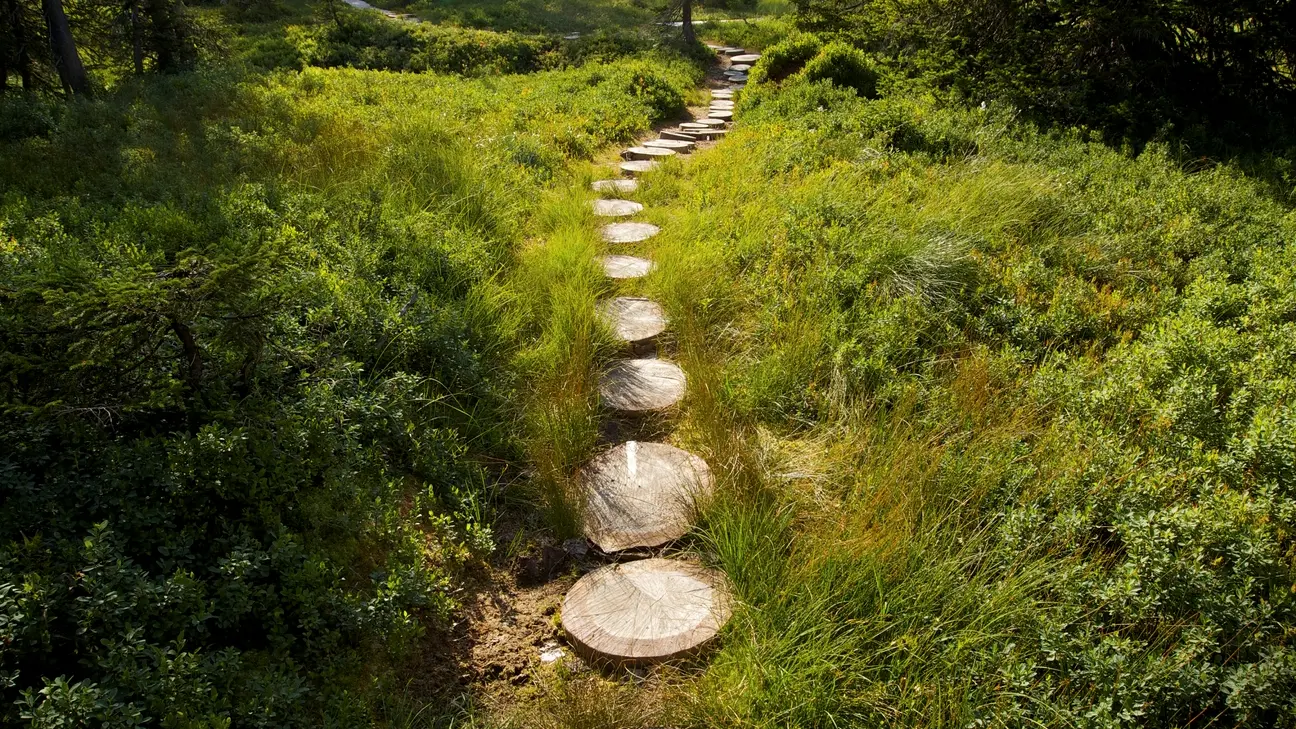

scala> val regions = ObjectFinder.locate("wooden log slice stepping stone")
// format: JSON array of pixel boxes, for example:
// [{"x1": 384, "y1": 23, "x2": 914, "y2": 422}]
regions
[
  {"x1": 661, "y1": 130, "x2": 700, "y2": 141},
  {"x1": 730, "y1": 53, "x2": 761, "y2": 63},
  {"x1": 644, "y1": 138, "x2": 695, "y2": 153},
  {"x1": 711, "y1": 89, "x2": 734, "y2": 98},
  {"x1": 563, "y1": 32, "x2": 582, "y2": 40},
  {"x1": 598, "y1": 297, "x2": 668, "y2": 344},
  {"x1": 601, "y1": 222, "x2": 660, "y2": 244},
  {"x1": 718, "y1": 46, "x2": 744, "y2": 55},
  {"x1": 599, "y1": 359, "x2": 686, "y2": 411},
  {"x1": 690, "y1": 128, "x2": 728, "y2": 140},
  {"x1": 562, "y1": 558, "x2": 731, "y2": 666},
  {"x1": 693, "y1": 118, "x2": 727, "y2": 128},
  {"x1": 709, "y1": 110, "x2": 734, "y2": 120},
  {"x1": 581, "y1": 442, "x2": 714, "y2": 552},
  {"x1": 623, "y1": 146, "x2": 676, "y2": 161},
  {"x1": 620, "y1": 160, "x2": 658, "y2": 176},
  {"x1": 729, "y1": 64, "x2": 752, "y2": 72},
  {"x1": 601, "y1": 254, "x2": 654, "y2": 279},
  {"x1": 679, "y1": 122, "x2": 711, "y2": 131},
  {"x1": 591, "y1": 199, "x2": 644, "y2": 217},
  {"x1": 592, "y1": 178, "x2": 639, "y2": 194},
  {"x1": 725, "y1": 74, "x2": 749, "y2": 83},
  {"x1": 710, "y1": 100, "x2": 735, "y2": 108}
]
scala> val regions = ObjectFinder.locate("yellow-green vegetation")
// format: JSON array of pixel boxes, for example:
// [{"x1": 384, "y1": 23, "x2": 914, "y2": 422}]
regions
[
  {"x1": 4, "y1": 0, "x2": 1295, "y2": 727},
  {"x1": 0, "y1": 23, "x2": 698, "y2": 722},
  {"x1": 602, "y1": 74, "x2": 1296, "y2": 727}
]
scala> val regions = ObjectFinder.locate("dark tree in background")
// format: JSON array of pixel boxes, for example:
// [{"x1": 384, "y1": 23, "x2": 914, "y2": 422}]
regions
[
  {"x1": 795, "y1": 0, "x2": 1296, "y2": 146},
  {"x1": 0, "y1": 0, "x2": 195, "y2": 93},
  {"x1": 41, "y1": 0, "x2": 90, "y2": 95}
]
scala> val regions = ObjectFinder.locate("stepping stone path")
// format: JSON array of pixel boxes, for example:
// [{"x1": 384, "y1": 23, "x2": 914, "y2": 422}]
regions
[
  {"x1": 580, "y1": 441, "x2": 713, "y2": 551},
  {"x1": 560, "y1": 48, "x2": 759, "y2": 668},
  {"x1": 602, "y1": 221, "x2": 660, "y2": 243},
  {"x1": 598, "y1": 297, "x2": 668, "y2": 344},
  {"x1": 591, "y1": 199, "x2": 644, "y2": 217},
  {"x1": 562, "y1": 558, "x2": 731, "y2": 667},
  {"x1": 623, "y1": 146, "x2": 676, "y2": 161},
  {"x1": 599, "y1": 359, "x2": 687, "y2": 411},
  {"x1": 592, "y1": 179, "x2": 638, "y2": 194},
  {"x1": 601, "y1": 254, "x2": 654, "y2": 279},
  {"x1": 661, "y1": 130, "x2": 700, "y2": 142},
  {"x1": 644, "y1": 138, "x2": 696, "y2": 153},
  {"x1": 620, "y1": 160, "x2": 658, "y2": 176}
]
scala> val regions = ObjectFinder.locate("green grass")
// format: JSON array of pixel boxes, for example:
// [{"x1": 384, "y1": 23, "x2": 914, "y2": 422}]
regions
[
  {"x1": 0, "y1": 47, "x2": 700, "y2": 727},
  {"x1": 588, "y1": 74, "x2": 1296, "y2": 727}
]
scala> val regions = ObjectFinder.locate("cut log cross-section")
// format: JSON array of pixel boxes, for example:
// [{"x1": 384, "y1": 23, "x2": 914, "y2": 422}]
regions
[
  {"x1": 592, "y1": 179, "x2": 639, "y2": 194},
  {"x1": 599, "y1": 359, "x2": 687, "y2": 411},
  {"x1": 592, "y1": 199, "x2": 644, "y2": 217},
  {"x1": 601, "y1": 255, "x2": 654, "y2": 279},
  {"x1": 601, "y1": 221, "x2": 660, "y2": 243},
  {"x1": 621, "y1": 160, "x2": 658, "y2": 176},
  {"x1": 581, "y1": 441, "x2": 714, "y2": 551},
  {"x1": 562, "y1": 558, "x2": 732, "y2": 666},
  {"x1": 598, "y1": 297, "x2": 668, "y2": 344}
]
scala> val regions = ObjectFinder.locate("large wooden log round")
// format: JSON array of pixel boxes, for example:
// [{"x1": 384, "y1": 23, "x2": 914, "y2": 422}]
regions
[
  {"x1": 724, "y1": 73, "x2": 749, "y2": 83},
  {"x1": 717, "y1": 46, "x2": 744, "y2": 55},
  {"x1": 592, "y1": 179, "x2": 639, "y2": 194},
  {"x1": 623, "y1": 146, "x2": 676, "y2": 161},
  {"x1": 601, "y1": 254, "x2": 654, "y2": 279},
  {"x1": 660, "y1": 130, "x2": 699, "y2": 142},
  {"x1": 562, "y1": 558, "x2": 731, "y2": 666},
  {"x1": 709, "y1": 100, "x2": 735, "y2": 109},
  {"x1": 694, "y1": 118, "x2": 727, "y2": 128},
  {"x1": 601, "y1": 222, "x2": 660, "y2": 244},
  {"x1": 730, "y1": 53, "x2": 761, "y2": 63},
  {"x1": 599, "y1": 359, "x2": 686, "y2": 411},
  {"x1": 598, "y1": 297, "x2": 667, "y2": 344},
  {"x1": 728, "y1": 63, "x2": 752, "y2": 72},
  {"x1": 708, "y1": 110, "x2": 734, "y2": 120},
  {"x1": 690, "y1": 128, "x2": 727, "y2": 140},
  {"x1": 620, "y1": 160, "x2": 658, "y2": 176},
  {"x1": 711, "y1": 89, "x2": 735, "y2": 99},
  {"x1": 581, "y1": 441, "x2": 714, "y2": 551},
  {"x1": 644, "y1": 138, "x2": 695, "y2": 152},
  {"x1": 591, "y1": 199, "x2": 644, "y2": 217}
]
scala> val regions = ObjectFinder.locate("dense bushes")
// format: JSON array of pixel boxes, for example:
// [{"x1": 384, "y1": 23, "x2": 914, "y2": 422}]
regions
[
  {"x1": 282, "y1": 4, "x2": 667, "y2": 75},
  {"x1": 747, "y1": 35, "x2": 877, "y2": 97},
  {"x1": 790, "y1": 0, "x2": 1296, "y2": 153},
  {"x1": 643, "y1": 67, "x2": 1296, "y2": 726},
  {"x1": 746, "y1": 32, "x2": 819, "y2": 84},
  {"x1": 0, "y1": 55, "x2": 696, "y2": 726}
]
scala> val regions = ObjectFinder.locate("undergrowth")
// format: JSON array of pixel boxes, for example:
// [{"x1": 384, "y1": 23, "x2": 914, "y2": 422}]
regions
[{"x1": 617, "y1": 73, "x2": 1296, "y2": 727}]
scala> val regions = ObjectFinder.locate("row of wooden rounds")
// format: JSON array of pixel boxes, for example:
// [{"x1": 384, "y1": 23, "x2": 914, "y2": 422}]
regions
[{"x1": 566, "y1": 146, "x2": 732, "y2": 666}]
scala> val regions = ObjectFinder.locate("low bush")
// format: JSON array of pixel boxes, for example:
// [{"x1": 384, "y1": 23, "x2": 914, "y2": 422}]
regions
[
  {"x1": 798, "y1": 40, "x2": 878, "y2": 97},
  {"x1": 746, "y1": 31, "x2": 820, "y2": 85},
  {"x1": 0, "y1": 51, "x2": 697, "y2": 726}
]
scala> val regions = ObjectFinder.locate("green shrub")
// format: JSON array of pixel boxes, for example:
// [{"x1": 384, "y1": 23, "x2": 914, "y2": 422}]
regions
[
  {"x1": 797, "y1": 41, "x2": 879, "y2": 97},
  {"x1": 747, "y1": 32, "x2": 821, "y2": 85}
]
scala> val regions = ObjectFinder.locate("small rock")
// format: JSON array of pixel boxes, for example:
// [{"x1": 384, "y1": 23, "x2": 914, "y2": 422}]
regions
[
  {"x1": 539, "y1": 641, "x2": 568, "y2": 664},
  {"x1": 562, "y1": 538, "x2": 590, "y2": 558},
  {"x1": 515, "y1": 544, "x2": 568, "y2": 586}
]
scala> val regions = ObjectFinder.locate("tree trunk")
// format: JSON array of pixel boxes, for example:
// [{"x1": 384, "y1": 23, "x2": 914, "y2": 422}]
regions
[
  {"x1": 4, "y1": 0, "x2": 33, "y2": 90},
  {"x1": 146, "y1": 0, "x2": 178, "y2": 72},
  {"x1": 681, "y1": 0, "x2": 695, "y2": 45},
  {"x1": 130, "y1": 0, "x2": 144, "y2": 74},
  {"x1": 41, "y1": 0, "x2": 90, "y2": 96}
]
